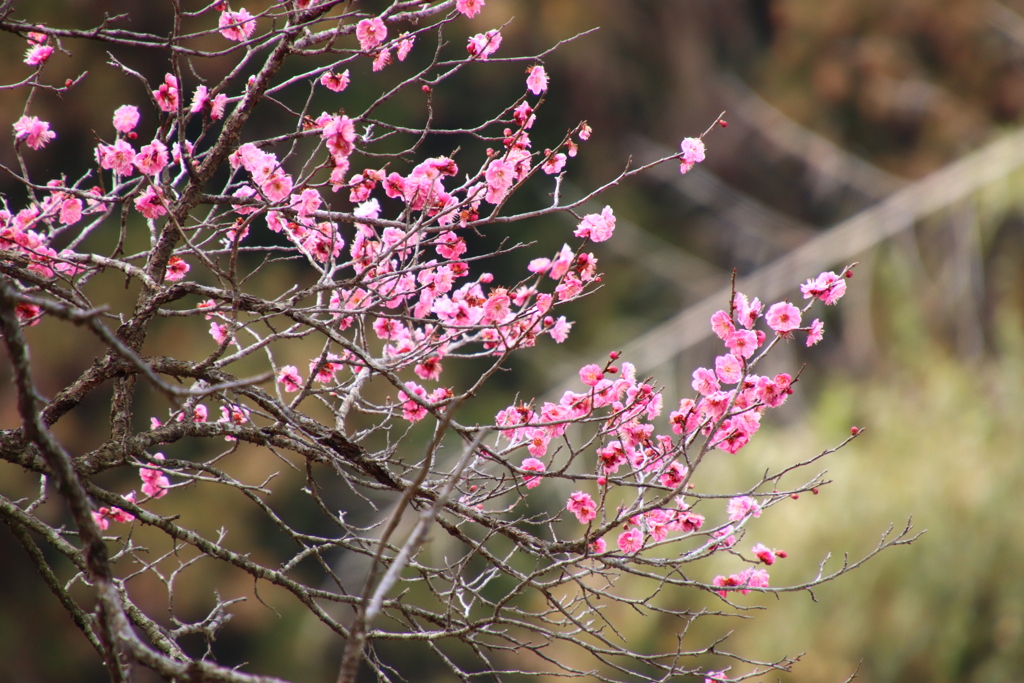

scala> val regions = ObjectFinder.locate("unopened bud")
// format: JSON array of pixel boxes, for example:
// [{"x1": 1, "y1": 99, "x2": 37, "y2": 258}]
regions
[
  {"x1": 719, "y1": 120, "x2": 728, "y2": 127},
  {"x1": 421, "y1": 85, "x2": 431, "y2": 93},
  {"x1": 851, "y1": 426, "x2": 861, "y2": 435},
  {"x1": 609, "y1": 351, "x2": 620, "y2": 360},
  {"x1": 606, "y1": 365, "x2": 618, "y2": 374},
  {"x1": 790, "y1": 493, "x2": 799, "y2": 499},
  {"x1": 597, "y1": 476, "x2": 607, "y2": 486},
  {"x1": 776, "y1": 550, "x2": 788, "y2": 559},
  {"x1": 812, "y1": 487, "x2": 819, "y2": 495}
]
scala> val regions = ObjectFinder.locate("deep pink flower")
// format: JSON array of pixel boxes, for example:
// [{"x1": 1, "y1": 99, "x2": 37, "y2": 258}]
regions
[
  {"x1": 590, "y1": 537, "x2": 607, "y2": 553},
  {"x1": 765, "y1": 301, "x2": 801, "y2": 333},
  {"x1": 526, "y1": 65, "x2": 548, "y2": 95},
  {"x1": 165, "y1": 256, "x2": 189, "y2": 281},
  {"x1": 24, "y1": 43, "x2": 53, "y2": 66},
  {"x1": 98, "y1": 139, "x2": 136, "y2": 175},
  {"x1": 566, "y1": 491, "x2": 597, "y2": 524},
  {"x1": 398, "y1": 381, "x2": 428, "y2": 422},
  {"x1": 153, "y1": 74, "x2": 179, "y2": 113},
  {"x1": 484, "y1": 158, "x2": 515, "y2": 204},
  {"x1": 579, "y1": 364, "x2": 604, "y2": 387},
  {"x1": 725, "y1": 329, "x2": 759, "y2": 359},
  {"x1": 13, "y1": 116, "x2": 55, "y2": 150},
  {"x1": 356, "y1": 17, "x2": 387, "y2": 52},
  {"x1": 134, "y1": 186, "x2": 167, "y2": 219},
  {"x1": 219, "y1": 8, "x2": 256, "y2": 42},
  {"x1": 752, "y1": 543, "x2": 776, "y2": 565},
  {"x1": 801, "y1": 271, "x2": 847, "y2": 305},
  {"x1": 617, "y1": 527, "x2": 644, "y2": 554},
  {"x1": 134, "y1": 140, "x2": 169, "y2": 175},
  {"x1": 209, "y1": 322, "x2": 229, "y2": 345}
]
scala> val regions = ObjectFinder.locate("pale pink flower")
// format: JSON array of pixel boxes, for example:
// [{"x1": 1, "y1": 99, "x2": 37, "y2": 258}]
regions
[
  {"x1": 520, "y1": 457, "x2": 545, "y2": 489},
  {"x1": 566, "y1": 491, "x2": 597, "y2": 524},
  {"x1": 724, "y1": 329, "x2": 758, "y2": 359},
  {"x1": 541, "y1": 152, "x2": 566, "y2": 175},
  {"x1": 691, "y1": 367, "x2": 720, "y2": 396},
  {"x1": 356, "y1": 17, "x2": 387, "y2": 52},
  {"x1": 578, "y1": 122, "x2": 592, "y2": 140},
  {"x1": 112, "y1": 105, "x2": 140, "y2": 133},
  {"x1": 806, "y1": 318, "x2": 824, "y2": 346},
  {"x1": 164, "y1": 256, "x2": 189, "y2": 282},
  {"x1": 210, "y1": 322, "x2": 229, "y2": 345},
  {"x1": 467, "y1": 30, "x2": 501, "y2": 58},
  {"x1": 320, "y1": 70, "x2": 350, "y2": 92},
  {"x1": 765, "y1": 301, "x2": 801, "y2": 333},
  {"x1": 59, "y1": 198, "x2": 82, "y2": 226},
  {"x1": 714, "y1": 353, "x2": 743, "y2": 385},
  {"x1": 484, "y1": 158, "x2": 515, "y2": 204},
  {"x1": 260, "y1": 172, "x2": 293, "y2": 202},
  {"x1": 396, "y1": 34, "x2": 414, "y2": 61},
  {"x1": 13, "y1": 116, "x2": 55, "y2": 150},
  {"x1": 617, "y1": 527, "x2": 644, "y2": 554},
  {"x1": 710, "y1": 309, "x2": 735, "y2": 340},
  {"x1": 456, "y1": 0, "x2": 485, "y2": 17},
  {"x1": 548, "y1": 315, "x2": 572, "y2": 343},
  {"x1": 526, "y1": 65, "x2": 548, "y2": 95},
  {"x1": 24, "y1": 43, "x2": 53, "y2": 66},
  {"x1": 801, "y1": 271, "x2": 847, "y2": 305},
  {"x1": 372, "y1": 48, "x2": 392, "y2": 72},
  {"x1": 219, "y1": 8, "x2": 256, "y2": 42},
  {"x1": 727, "y1": 496, "x2": 762, "y2": 522},
  {"x1": 573, "y1": 206, "x2": 615, "y2": 242},
  {"x1": 579, "y1": 364, "x2": 603, "y2": 387},
  {"x1": 679, "y1": 137, "x2": 705, "y2": 174}
]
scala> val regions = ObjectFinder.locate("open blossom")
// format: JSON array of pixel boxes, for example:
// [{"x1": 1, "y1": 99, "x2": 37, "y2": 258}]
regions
[
  {"x1": 566, "y1": 491, "x2": 597, "y2": 524},
  {"x1": 484, "y1": 158, "x2": 515, "y2": 204},
  {"x1": 396, "y1": 33, "x2": 414, "y2": 61},
  {"x1": 456, "y1": 0, "x2": 485, "y2": 17},
  {"x1": 574, "y1": 206, "x2": 615, "y2": 242},
  {"x1": 526, "y1": 65, "x2": 548, "y2": 95},
  {"x1": 541, "y1": 152, "x2": 566, "y2": 174},
  {"x1": 727, "y1": 495, "x2": 762, "y2": 522},
  {"x1": 356, "y1": 17, "x2": 387, "y2": 51},
  {"x1": 679, "y1": 137, "x2": 705, "y2": 174},
  {"x1": 320, "y1": 70, "x2": 350, "y2": 92},
  {"x1": 24, "y1": 43, "x2": 53, "y2": 66},
  {"x1": 467, "y1": 30, "x2": 501, "y2": 58},
  {"x1": 134, "y1": 140, "x2": 169, "y2": 175},
  {"x1": 219, "y1": 8, "x2": 256, "y2": 42},
  {"x1": 165, "y1": 256, "x2": 189, "y2": 281},
  {"x1": 112, "y1": 105, "x2": 140, "y2": 133},
  {"x1": 140, "y1": 454, "x2": 170, "y2": 499},
  {"x1": 752, "y1": 543, "x2": 777, "y2": 565},
  {"x1": 98, "y1": 140, "x2": 136, "y2": 175},
  {"x1": 277, "y1": 365, "x2": 302, "y2": 392},
  {"x1": 520, "y1": 457, "x2": 545, "y2": 489},
  {"x1": 398, "y1": 381, "x2": 428, "y2": 422},
  {"x1": 134, "y1": 186, "x2": 167, "y2": 219},
  {"x1": 765, "y1": 301, "x2": 801, "y2": 333},
  {"x1": 13, "y1": 116, "x2": 55, "y2": 150},
  {"x1": 617, "y1": 527, "x2": 644, "y2": 554},
  {"x1": 153, "y1": 73, "x2": 179, "y2": 113},
  {"x1": 801, "y1": 270, "x2": 847, "y2": 305},
  {"x1": 579, "y1": 364, "x2": 604, "y2": 387},
  {"x1": 806, "y1": 318, "x2": 824, "y2": 346}
]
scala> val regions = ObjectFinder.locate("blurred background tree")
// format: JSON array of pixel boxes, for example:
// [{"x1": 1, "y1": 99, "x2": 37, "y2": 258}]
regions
[{"x1": 4, "y1": 0, "x2": 1024, "y2": 681}]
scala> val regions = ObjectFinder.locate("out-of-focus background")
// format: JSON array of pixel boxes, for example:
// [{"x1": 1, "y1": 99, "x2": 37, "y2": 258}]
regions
[{"x1": 4, "y1": 0, "x2": 1024, "y2": 681}]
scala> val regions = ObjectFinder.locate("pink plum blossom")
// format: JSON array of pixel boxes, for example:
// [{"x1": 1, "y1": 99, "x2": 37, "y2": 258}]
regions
[
  {"x1": 566, "y1": 491, "x2": 597, "y2": 524},
  {"x1": 801, "y1": 270, "x2": 847, "y2": 305},
  {"x1": 526, "y1": 65, "x2": 548, "y2": 95},
  {"x1": 752, "y1": 543, "x2": 776, "y2": 565},
  {"x1": 356, "y1": 17, "x2": 387, "y2": 52},
  {"x1": 13, "y1": 116, "x2": 55, "y2": 150},
  {"x1": 467, "y1": 30, "x2": 501, "y2": 58},
  {"x1": 765, "y1": 301, "x2": 801, "y2": 333},
  {"x1": 219, "y1": 8, "x2": 256, "y2": 42},
  {"x1": 140, "y1": 453, "x2": 170, "y2": 498},
  {"x1": 727, "y1": 495, "x2": 762, "y2": 522},
  {"x1": 278, "y1": 365, "x2": 302, "y2": 392},
  {"x1": 24, "y1": 43, "x2": 53, "y2": 66},
  {"x1": 679, "y1": 137, "x2": 705, "y2": 174},
  {"x1": 456, "y1": 0, "x2": 484, "y2": 17},
  {"x1": 112, "y1": 105, "x2": 140, "y2": 133},
  {"x1": 165, "y1": 256, "x2": 189, "y2": 281},
  {"x1": 806, "y1": 318, "x2": 824, "y2": 346},
  {"x1": 520, "y1": 457, "x2": 545, "y2": 489},
  {"x1": 574, "y1": 206, "x2": 615, "y2": 242},
  {"x1": 153, "y1": 74, "x2": 179, "y2": 113},
  {"x1": 134, "y1": 140, "x2": 169, "y2": 175},
  {"x1": 617, "y1": 527, "x2": 643, "y2": 554},
  {"x1": 320, "y1": 70, "x2": 350, "y2": 92}
]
